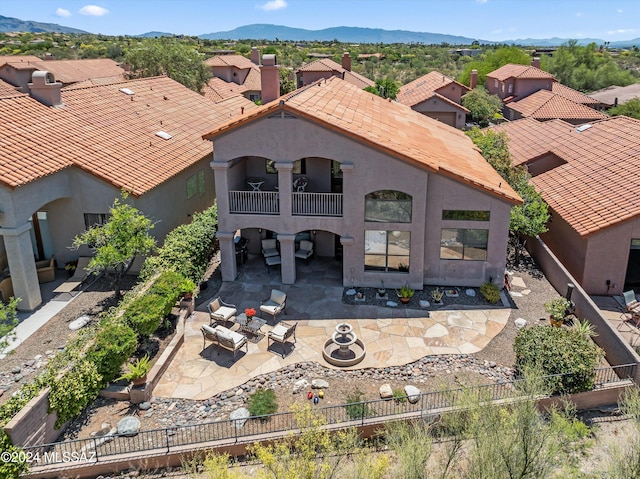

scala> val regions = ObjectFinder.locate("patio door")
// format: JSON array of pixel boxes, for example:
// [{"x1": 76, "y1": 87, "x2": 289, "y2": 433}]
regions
[
  {"x1": 28, "y1": 211, "x2": 54, "y2": 261},
  {"x1": 625, "y1": 239, "x2": 640, "y2": 290}
]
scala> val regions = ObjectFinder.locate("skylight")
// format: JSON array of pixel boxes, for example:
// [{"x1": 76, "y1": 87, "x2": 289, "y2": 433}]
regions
[
  {"x1": 119, "y1": 88, "x2": 135, "y2": 95},
  {"x1": 576, "y1": 124, "x2": 592, "y2": 132},
  {"x1": 155, "y1": 131, "x2": 172, "y2": 140}
]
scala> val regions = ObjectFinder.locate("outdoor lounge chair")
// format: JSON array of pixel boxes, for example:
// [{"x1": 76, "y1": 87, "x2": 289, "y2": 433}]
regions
[
  {"x1": 260, "y1": 289, "x2": 287, "y2": 322},
  {"x1": 268, "y1": 321, "x2": 297, "y2": 358},
  {"x1": 294, "y1": 240, "x2": 314, "y2": 263},
  {"x1": 208, "y1": 297, "x2": 237, "y2": 325},
  {"x1": 35, "y1": 255, "x2": 55, "y2": 283},
  {"x1": 624, "y1": 290, "x2": 640, "y2": 316},
  {"x1": 53, "y1": 256, "x2": 92, "y2": 294},
  {"x1": 261, "y1": 239, "x2": 279, "y2": 258},
  {"x1": 201, "y1": 324, "x2": 247, "y2": 361}
]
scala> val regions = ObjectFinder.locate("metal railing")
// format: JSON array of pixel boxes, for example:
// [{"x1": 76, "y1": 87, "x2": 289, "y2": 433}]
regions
[
  {"x1": 229, "y1": 191, "x2": 279, "y2": 214},
  {"x1": 292, "y1": 192, "x2": 343, "y2": 216},
  {"x1": 23, "y1": 363, "x2": 636, "y2": 468}
]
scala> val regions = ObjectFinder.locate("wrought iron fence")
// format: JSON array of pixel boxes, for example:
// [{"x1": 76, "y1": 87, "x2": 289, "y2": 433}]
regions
[{"x1": 23, "y1": 363, "x2": 636, "y2": 468}]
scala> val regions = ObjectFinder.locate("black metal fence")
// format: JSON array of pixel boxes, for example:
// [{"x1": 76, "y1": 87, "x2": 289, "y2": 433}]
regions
[{"x1": 23, "y1": 363, "x2": 636, "y2": 468}]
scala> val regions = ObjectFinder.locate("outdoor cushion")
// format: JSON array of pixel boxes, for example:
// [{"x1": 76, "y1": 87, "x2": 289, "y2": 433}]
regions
[
  {"x1": 202, "y1": 324, "x2": 217, "y2": 335},
  {"x1": 269, "y1": 323, "x2": 289, "y2": 341},
  {"x1": 214, "y1": 306, "x2": 236, "y2": 320}
]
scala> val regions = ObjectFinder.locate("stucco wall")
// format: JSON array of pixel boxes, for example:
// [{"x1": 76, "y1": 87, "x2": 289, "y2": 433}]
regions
[
  {"x1": 411, "y1": 98, "x2": 465, "y2": 129},
  {"x1": 296, "y1": 70, "x2": 337, "y2": 87}
]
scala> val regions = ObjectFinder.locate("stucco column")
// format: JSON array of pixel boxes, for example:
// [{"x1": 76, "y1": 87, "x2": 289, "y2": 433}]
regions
[
  {"x1": 276, "y1": 163, "x2": 293, "y2": 218},
  {"x1": 217, "y1": 231, "x2": 238, "y2": 282},
  {"x1": 210, "y1": 161, "x2": 231, "y2": 218},
  {"x1": 340, "y1": 236, "x2": 354, "y2": 287},
  {"x1": 277, "y1": 233, "x2": 296, "y2": 285},
  {"x1": 1, "y1": 223, "x2": 42, "y2": 311}
]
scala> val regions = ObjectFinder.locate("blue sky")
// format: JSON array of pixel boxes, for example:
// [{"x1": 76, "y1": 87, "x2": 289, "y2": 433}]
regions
[{"x1": 1, "y1": 0, "x2": 638, "y2": 41}]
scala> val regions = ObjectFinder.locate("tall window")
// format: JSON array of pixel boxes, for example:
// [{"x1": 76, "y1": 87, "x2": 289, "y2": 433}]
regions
[
  {"x1": 364, "y1": 230, "x2": 410, "y2": 272},
  {"x1": 365, "y1": 190, "x2": 412, "y2": 223},
  {"x1": 440, "y1": 229, "x2": 488, "y2": 260}
]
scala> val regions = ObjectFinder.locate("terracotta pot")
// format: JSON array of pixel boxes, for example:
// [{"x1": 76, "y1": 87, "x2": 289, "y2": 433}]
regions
[
  {"x1": 132, "y1": 375, "x2": 147, "y2": 387},
  {"x1": 399, "y1": 297, "x2": 411, "y2": 304},
  {"x1": 550, "y1": 317, "x2": 564, "y2": 327}
]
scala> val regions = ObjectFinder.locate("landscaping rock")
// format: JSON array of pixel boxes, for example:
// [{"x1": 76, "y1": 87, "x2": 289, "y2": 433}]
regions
[
  {"x1": 404, "y1": 385, "x2": 421, "y2": 404},
  {"x1": 311, "y1": 379, "x2": 329, "y2": 389},
  {"x1": 419, "y1": 300, "x2": 430, "y2": 308},
  {"x1": 386, "y1": 301, "x2": 398, "y2": 307},
  {"x1": 69, "y1": 315, "x2": 90, "y2": 331},
  {"x1": 293, "y1": 379, "x2": 309, "y2": 394},
  {"x1": 230, "y1": 407, "x2": 250, "y2": 429},
  {"x1": 117, "y1": 416, "x2": 140, "y2": 436},
  {"x1": 138, "y1": 402, "x2": 152, "y2": 411},
  {"x1": 514, "y1": 318, "x2": 527, "y2": 329},
  {"x1": 379, "y1": 383, "x2": 393, "y2": 399}
]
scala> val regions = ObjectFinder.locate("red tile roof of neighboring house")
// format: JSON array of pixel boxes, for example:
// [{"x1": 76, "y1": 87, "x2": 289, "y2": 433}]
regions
[
  {"x1": 0, "y1": 55, "x2": 40, "y2": 66},
  {"x1": 203, "y1": 77, "x2": 520, "y2": 204},
  {"x1": 397, "y1": 71, "x2": 470, "y2": 107},
  {"x1": 203, "y1": 76, "x2": 248, "y2": 102},
  {"x1": 205, "y1": 54, "x2": 256, "y2": 69},
  {"x1": 6, "y1": 58, "x2": 126, "y2": 84},
  {"x1": 61, "y1": 75, "x2": 129, "y2": 89},
  {"x1": 506, "y1": 89, "x2": 607, "y2": 122},
  {"x1": 487, "y1": 64, "x2": 556, "y2": 82},
  {"x1": 493, "y1": 115, "x2": 640, "y2": 236},
  {"x1": 0, "y1": 79, "x2": 22, "y2": 98},
  {"x1": 0, "y1": 76, "x2": 254, "y2": 195},
  {"x1": 551, "y1": 82, "x2": 599, "y2": 105},
  {"x1": 243, "y1": 67, "x2": 262, "y2": 91},
  {"x1": 296, "y1": 58, "x2": 374, "y2": 88}
]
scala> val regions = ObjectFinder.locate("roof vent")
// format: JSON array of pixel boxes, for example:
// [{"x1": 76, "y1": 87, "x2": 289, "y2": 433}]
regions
[
  {"x1": 576, "y1": 124, "x2": 592, "y2": 132},
  {"x1": 119, "y1": 87, "x2": 135, "y2": 95},
  {"x1": 155, "y1": 131, "x2": 172, "y2": 140}
]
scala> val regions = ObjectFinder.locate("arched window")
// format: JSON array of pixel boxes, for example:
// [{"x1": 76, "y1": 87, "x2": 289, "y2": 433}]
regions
[{"x1": 365, "y1": 190, "x2": 412, "y2": 223}]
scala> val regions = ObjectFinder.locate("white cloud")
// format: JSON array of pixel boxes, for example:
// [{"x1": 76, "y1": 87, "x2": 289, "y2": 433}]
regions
[
  {"x1": 258, "y1": 0, "x2": 287, "y2": 11},
  {"x1": 576, "y1": 12, "x2": 583, "y2": 17},
  {"x1": 607, "y1": 28, "x2": 636, "y2": 35},
  {"x1": 617, "y1": 9, "x2": 623, "y2": 13},
  {"x1": 475, "y1": 0, "x2": 488, "y2": 4},
  {"x1": 78, "y1": 5, "x2": 109, "y2": 16},
  {"x1": 55, "y1": 8, "x2": 71, "y2": 17}
]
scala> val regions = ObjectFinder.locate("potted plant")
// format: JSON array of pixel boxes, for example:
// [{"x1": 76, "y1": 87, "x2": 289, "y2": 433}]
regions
[
  {"x1": 64, "y1": 260, "x2": 77, "y2": 277},
  {"x1": 396, "y1": 284, "x2": 414, "y2": 304},
  {"x1": 378, "y1": 280, "x2": 386, "y2": 298},
  {"x1": 117, "y1": 354, "x2": 151, "y2": 387},
  {"x1": 544, "y1": 297, "x2": 571, "y2": 327},
  {"x1": 431, "y1": 287, "x2": 444, "y2": 305}
]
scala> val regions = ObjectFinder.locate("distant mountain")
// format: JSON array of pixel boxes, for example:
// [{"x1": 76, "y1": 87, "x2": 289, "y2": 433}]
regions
[
  {"x1": 138, "y1": 31, "x2": 176, "y2": 38},
  {"x1": 199, "y1": 24, "x2": 485, "y2": 45},
  {"x1": 0, "y1": 15, "x2": 87, "y2": 34},
  {"x1": 503, "y1": 36, "x2": 640, "y2": 47}
]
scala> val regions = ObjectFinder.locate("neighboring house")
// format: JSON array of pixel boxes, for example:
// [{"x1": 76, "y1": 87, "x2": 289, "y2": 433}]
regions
[
  {"x1": 203, "y1": 77, "x2": 521, "y2": 291},
  {"x1": 295, "y1": 53, "x2": 374, "y2": 89},
  {"x1": 503, "y1": 89, "x2": 607, "y2": 124},
  {"x1": 589, "y1": 82, "x2": 640, "y2": 108},
  {"x1": 491, "y1": 116, "x2": 640, "y2": 295},
  {"x1": 0, "y1": 57, "x2": 125, "y2": 93},
  {"x1": 486, "y1": 63, "x2": 556, "y2": 102},
  {"x1": 204, "y1": 52, "x2": 262, "y2": 102},
  {"x1": 203, "y1": 76, "x2": 249, "y2": 102},
  {"x1": 0, "y1": 73, "x2": 257, "y2": 310},
  {"x1": 397, "y1": 71, "x2": 470, "y2": 129},
  {"x1": 551, "y1": 82, "x2": 600, "y2": 107}
]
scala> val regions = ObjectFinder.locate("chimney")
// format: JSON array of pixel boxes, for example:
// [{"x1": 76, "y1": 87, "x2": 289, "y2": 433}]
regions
[
  {"x1": 470, "y1": 69, "x2": 478, "y2": 89},
  {"x1": 341, "y1": 52, "x2": 351, "y2": 71},
  {"x1": 44, "y1": 52, "x2": 54, "y2": 60},
  {"x1": 250, "y1": 46, "x2": 260, "y2": 65},
  {"x1": 28, "y1": 71, "x2": 62, "y2": 107},
  {"x1": 531, "y1": 57, "x2": 540, "y2": 69},
  {"x1": 260, "y1": 54, "x2": 280, "y2": 104}
]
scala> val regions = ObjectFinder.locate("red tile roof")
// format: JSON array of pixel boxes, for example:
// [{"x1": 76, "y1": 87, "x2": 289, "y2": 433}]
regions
[
  {"x1": 203, "y1": 77, "x2": 520, "y2": 204},
  {"x1": 493, "y1": 116, "x2": 640, "y2": 236},
  {"x1": 205, "y1": 54, "x2": 256, "y2": 69},
  {"x1": 551, "y1": 82, "x2": 599, "y2": 105},
  {"x1": 6, "y1": 58, "x2": 125, "y2": 84},
  {"x1": 296, "y1": 58, "x2": 374, "y2": 88},
  {"x1": 0, "y1": 76, "x2": 253, "y2": 195},
  {"x1": 0, "y1": 79, "x2": 22, "y2": 98},
  {"x1": 487, "y1": 64, "x2": 556, "y2": 82},
  {"x1": 506, "y1": 89, "x2": 607, "y2": 121},
  {"x1": 203, "y1": 77, "x2": 248, "y2": 101},
  {"x1": 397, "y1": 71, "x2": 469, "y2": 107},
  {"x1": 0, "y1": 55, "x2": 40, "y2": 66}
]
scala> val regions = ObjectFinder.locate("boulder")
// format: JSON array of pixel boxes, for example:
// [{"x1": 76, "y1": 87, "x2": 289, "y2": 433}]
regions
[
  {"x1": 69, "y1": 315, "x2": 90, "y2": 331},
  {"x1": 404, "y1": 385, "x2": 421, "y2": 404},
  {"x1": 311, "y1": 379, "x2": 329, "y2": 389},
  {"x1": 514, "y1": 318, "x2": 527, "y2": 329},
  {"x1": 379, "y1": 383, "x2": 393, "y2": 399},
  {"x1": 293, "y1": 379, "x2": 309, "y2": 394},
  {"x1": 230, "y1": 407, "x2": 250, "y2": 429},
  {"x1": 117, "y1": 416, "x2": 140, "y2": 436}
]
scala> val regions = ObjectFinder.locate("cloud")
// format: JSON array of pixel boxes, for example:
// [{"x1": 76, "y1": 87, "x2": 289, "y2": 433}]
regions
[
  {"x1": 55, "y1": 8, "x2": 71, "y2": 17},
  {"x1": 576, "y1": 12, "x2": 583, "y2": 17},
  {"x1": 617, "y1": 9, "x2": 623, "y2": 13},
  {"x1": 607, "y1": 28, "x2": 636, "y2": 35},
  {"x1": 257, "y1": 0, "x2": 287, "y2": 11},
  {"x1": 79, "y1": 5, "x2": 109, "y2": 16},
  {"x1": 475, "y1": 0, "x2": 488, "y2": 3}
]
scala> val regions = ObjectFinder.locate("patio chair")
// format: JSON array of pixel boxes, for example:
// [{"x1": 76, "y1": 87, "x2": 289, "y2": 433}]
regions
[
  {"x1": 293, "y1": 176, "x2": 308, "y2": 192},
  {"x1": 623, "y1": 290, "x2": 640, "y2": 315},
  {"x1": 201, "y1": 324, "x2": 247, "y2": 361},
  {"x1": 35, "y1": 255, "x2": 55, "y2": 283},
  {"x1": 294, "y1": 240, "x2": 314, "y2": 263},
  {"x1": 53, "y1": 256, "x2": 92, "y2": 294},
  {"x1": 0, "y1": 277, "x2": 13, "y2": 303},
  {"x1": 268, "y1": 321, "x2": 297, "y2": 358},
  {"x1": 261, "y1": 239, "x2": 279, "y2": 258},
  {"x1": 208, "y1": 297, "x2": 237, "y2": 326},
  {"x1": 260, "y1": 289, "x2": 287, "y2": 322}
]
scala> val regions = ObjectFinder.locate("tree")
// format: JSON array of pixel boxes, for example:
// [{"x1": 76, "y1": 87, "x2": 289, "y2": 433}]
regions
[
  {"x1": 365, "y1": 78, "x2": 399, "y2": 99},
  {"x1": 279, "y1": 67, "x2": 296, "y2": 95},
  {"x1": 461, "y1": 86, "x2": 503, "y2": 126},
  {"x1": 124, "y1": 37, "x2": 211, "y2": 92},
  {"x1": 72, "y1": 191, "x2": 156, "y2": 298},
  {"x1": 609, "y1": 98, "x2": 640, "y2": 120},
  {"x1": 458, "y1": 45, "x2": 532, "y2": 87}
]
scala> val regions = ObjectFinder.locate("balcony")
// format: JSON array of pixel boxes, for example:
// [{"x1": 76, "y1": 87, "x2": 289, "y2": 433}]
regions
[{"x1": 228, "y1": 191, "x2": 343, "y2": 217}]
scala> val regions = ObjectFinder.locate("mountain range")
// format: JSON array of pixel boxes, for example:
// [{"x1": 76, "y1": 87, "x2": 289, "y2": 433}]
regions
[{"x1": 1, "y1": 15, "x2": 639, "y2": 48}]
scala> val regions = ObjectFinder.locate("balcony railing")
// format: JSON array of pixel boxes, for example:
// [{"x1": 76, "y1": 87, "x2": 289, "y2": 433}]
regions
[
  {"x1": 292, "y1": 192, "x2": 343, "y2": 217},
  {"x1": 229, "y1": 191, "x2": 279, "y2": 215}
]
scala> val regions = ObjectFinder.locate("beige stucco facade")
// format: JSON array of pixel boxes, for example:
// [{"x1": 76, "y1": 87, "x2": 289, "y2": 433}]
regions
[{"x1": 210, "y1": 113, "x2": 513, "y2": 290}]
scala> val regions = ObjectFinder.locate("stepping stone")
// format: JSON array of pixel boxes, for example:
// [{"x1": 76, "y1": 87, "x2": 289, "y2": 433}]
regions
[
  {"x1": 425, "y1": 323, "x2": 448, "y2": 338},
  {"x1": 521, "y1": 289, "x2": 531, "y2": 295},
  {"x1": 511, "y1": 277, "x2": 526, "y2": 288},
  {"x1": 69, "y1": 315, "x2": 90, "y2": 330},
  {"x1": 510, "y1": 292, "x2": 523, "y2": 297}
]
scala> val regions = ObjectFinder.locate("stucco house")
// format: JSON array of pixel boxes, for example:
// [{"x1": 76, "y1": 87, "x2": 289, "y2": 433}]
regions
[
  {"x1": 397, "y1": 71, "x2": 470, "y2": 129},
  {"x1": 204, "y1": 52, "x2": 262, "y2": 102},
  {"x1": 295, "y1": 53, "x2": 374, "y2": 89},
  {"x1": 0, "y1": 73, "x2": 256, "y2": 310},
  {"x1": 491, "y1": 116, "x2": 640, "y2": 295},
  {"x1": 203, "y1": 76, "x2": 521, "y2": 291}
]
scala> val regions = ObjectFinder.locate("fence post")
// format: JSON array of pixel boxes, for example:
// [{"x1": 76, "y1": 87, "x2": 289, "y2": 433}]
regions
[
  {"x1": 93, "y1": 437, "x2": 99, "y2": 462},
  {"x1": 165, "y1": 427, "x2": 170, "y2": 453}
]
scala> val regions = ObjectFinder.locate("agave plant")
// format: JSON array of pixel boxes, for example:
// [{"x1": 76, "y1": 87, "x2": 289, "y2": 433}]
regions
[{"x1": 572, "y1": 319, "x2": 598, "y2": 338}]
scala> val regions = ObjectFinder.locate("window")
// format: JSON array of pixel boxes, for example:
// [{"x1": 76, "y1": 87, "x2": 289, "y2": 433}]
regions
[
  {"x1": 442, "y1": 210, "x2": 490, "y2": 221},
  {"x1": 508, "y1": 83, "x2": 513, "y2": 94},
  {"x1": 440, "y1": 229, "x2": 488, "y2": 260},
  {"x1": 249, "y1": 94, "x2": 259, "y2": 102},
  {"x1": 365, "y1": 230, "x2": 410, "y2": 272},
  {"x1": 84, "y1": 213, "x2": 109, "y2": 229},
  {"x1": 266, "y1": 158, "x2": 306, "y2": 174},
  {"x1": 198, "y1": 170, "x2": 206, "y2": 196},
  {"x1": 494, "y1": 79, "x2": 498, "y2": 88},
  {"x1": 186, "y1": 174, "x2": 197, "y2": 199},
  {"x1": 365, "y1": 190, "x2": 412, "y2": 223}
]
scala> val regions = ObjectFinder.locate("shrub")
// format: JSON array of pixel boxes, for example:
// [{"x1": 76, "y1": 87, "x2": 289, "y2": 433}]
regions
[
  {"x1": 345, "y1": 389, "x2": 372, "y2": 419},
  {"x1": 248, "y1": 388, "x2": 278, "y2": 418},
  {"x1": 514, "y1": 325, "x2": 604, "y2": 394},
  {"x1": 49, "y1": 359, "x2": 103, "y2": 428},
  {"x1": 479, "y1": 282, "x2": 501, "y2": 304},
  {"x1": 87, "y1": 320, "x2": 137, "y2": 382},
  {"x1": 123, "y1": 294, "x2": 167, "y2": 338},
  {"x1": 149, "y1": 270, "x2": 195, "y2": 314},
  {"x1": 393, "y1": 387, "x2": 407, "y2": 404}
]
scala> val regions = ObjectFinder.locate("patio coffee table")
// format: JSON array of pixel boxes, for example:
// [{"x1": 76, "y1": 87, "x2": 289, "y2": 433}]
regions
[{"x1": 236, "y1": 313, "x2": 267, "y2": 337}]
